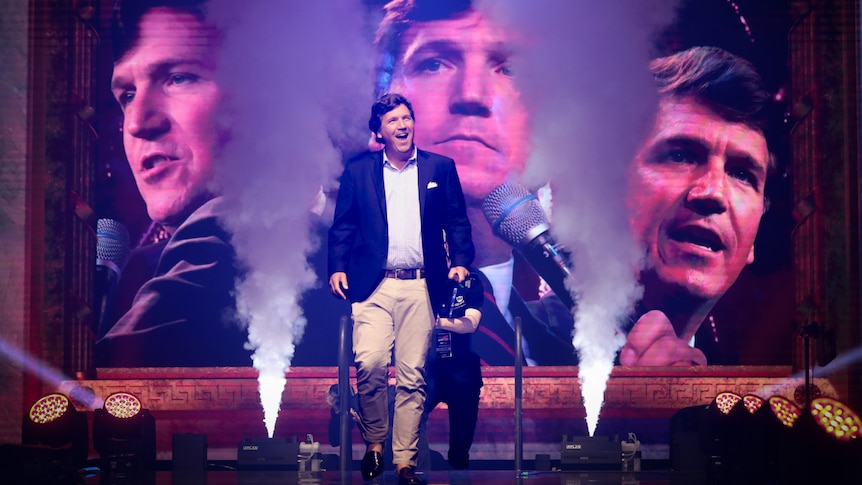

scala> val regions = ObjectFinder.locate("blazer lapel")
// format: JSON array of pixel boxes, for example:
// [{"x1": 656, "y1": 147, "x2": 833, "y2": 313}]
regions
[
  {"x1": 372, "y1": 151, "x2": 387, "y2": 222},
  {"x1": 417, "y1": 150, "x2": 432, "y2": 219}
]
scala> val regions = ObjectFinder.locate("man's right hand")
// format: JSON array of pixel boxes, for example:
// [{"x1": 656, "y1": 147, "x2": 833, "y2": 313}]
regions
[
  {"x1": 329, "y1": 272, "x2": 349, "y2": 300},
  {"x1": 619, "y1": 310, "x2": 707, "y2": 366}
]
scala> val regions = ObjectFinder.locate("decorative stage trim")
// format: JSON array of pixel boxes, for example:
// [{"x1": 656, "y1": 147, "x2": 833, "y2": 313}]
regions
[
  {"x1": 55, "y1": 366, "x2": 836, "y2": 459},
  {"x1": 59, "y1": 366, "x2": 830, "y2": 415}
]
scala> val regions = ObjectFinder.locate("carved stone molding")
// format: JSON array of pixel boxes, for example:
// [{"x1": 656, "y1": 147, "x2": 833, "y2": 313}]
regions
[
  {"x1": 52, "y1": 366, "x2": 840, "y2": 458},
  {"x1": 58, "y1": 366, "x2": 835, "y2": 414}
]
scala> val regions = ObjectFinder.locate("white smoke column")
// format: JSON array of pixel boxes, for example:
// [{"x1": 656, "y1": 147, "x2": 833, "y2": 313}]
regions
[
  {"x1": 207, "y1": 0, "x2": 375, "y2": 438},
  {"x1": 480, "y1": 0, "x2": 678, "y2": 436}
]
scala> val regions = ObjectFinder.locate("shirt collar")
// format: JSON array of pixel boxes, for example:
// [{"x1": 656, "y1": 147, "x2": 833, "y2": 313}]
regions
[{"x1": 382, "y1": 146, "x2": 418, "y2": 168}]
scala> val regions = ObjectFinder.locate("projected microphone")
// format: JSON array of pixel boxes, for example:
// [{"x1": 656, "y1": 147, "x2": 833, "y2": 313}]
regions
[
  {"x1": 95, "y1": 219, "x2": 130, "y2": 338},
  {"x1": 482, "y1": 183, "x2": 575, "y2": 309}
]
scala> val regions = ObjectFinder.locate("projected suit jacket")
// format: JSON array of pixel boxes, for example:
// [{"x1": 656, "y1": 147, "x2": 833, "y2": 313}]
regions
[
  {"x1": 468, "y1": 269, "x2": 578, "y2": 366},
  {"x1": 327, "y1": 149, "x2": 474, "y2": 310},
  {"x1": 95, "y1": 196, "x2": 251, "y2": 367}
]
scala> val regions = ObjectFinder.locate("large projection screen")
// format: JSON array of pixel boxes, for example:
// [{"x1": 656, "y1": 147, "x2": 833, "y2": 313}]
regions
[{"x1": 92, "y1": 0, "x2": 795, "y2": 371}]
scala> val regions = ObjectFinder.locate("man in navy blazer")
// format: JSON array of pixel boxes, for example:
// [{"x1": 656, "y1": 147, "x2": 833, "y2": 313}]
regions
[
  {"x1": 328, "y1": 93, "x2": 474, "y2": 485},
  {"x1": 327, "y1": 146, "x2": 474, "y2": 311}
]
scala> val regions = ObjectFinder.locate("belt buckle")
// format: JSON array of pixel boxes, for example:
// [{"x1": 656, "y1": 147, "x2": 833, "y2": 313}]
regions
[{"x1": 397, "y1": 268, "x2": 412, "y2": 279}]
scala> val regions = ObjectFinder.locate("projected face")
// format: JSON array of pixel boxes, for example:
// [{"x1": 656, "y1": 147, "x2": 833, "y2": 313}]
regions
[
  {"x1": 111, "y1": 8, "x2": 224, "y2": 233},
  {"x1": 628, "y1": 96, "x2": 768, "y2": 302},
  {"x1": 388, "y1": 10, "x2": 530, "y2": 202}
]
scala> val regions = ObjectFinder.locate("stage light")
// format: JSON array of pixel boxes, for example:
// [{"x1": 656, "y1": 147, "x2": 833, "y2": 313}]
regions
[
  {"x1": 29, "y1": 393, "x2": 69, "y2": 425},
  {"x1": 810, "y1": 397, "x2": 862, "y2": 441},
  {"x1": 94, "y1": 392, "x2": 156, "y2": 476},
  {"x1": 741, "y1": 394, "x2": 764, "y2": 414},
  {"x1": 802, "y1": 397, "x2": 862, "y2": 483},
  {"x1": 675, "y1": 391, "x2": 859, "y2": 483},
  {"x1": 691, "y1": 391, "x2": 758, "y2": 479},
  {"x1": 768, "y1": 396, "x2": 801, "y2": 428},
  {"x1": 104, "y1": 391, "x2": 142, "y2": 419},
  {"x1": 713, "y1": 391, "x2": 742, "y2": 415},
  {"x1": 21, "y1": 393, "x2": 89, "y2": 467},
  {"x1": 672, "y1": 395, "x2": 777, "y2": 481}
]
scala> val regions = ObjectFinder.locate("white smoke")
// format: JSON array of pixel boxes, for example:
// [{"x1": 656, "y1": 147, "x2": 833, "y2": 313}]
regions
[
  {"x1": 480, "y1": 0, "x2": 679, "y2": 436},
  {"x1": 206, "y1": 0, "x2": 375, "y2": 438}
]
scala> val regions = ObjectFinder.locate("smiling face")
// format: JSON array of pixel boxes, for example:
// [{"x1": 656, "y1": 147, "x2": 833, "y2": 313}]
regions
[
  {"x1": 111, "y1": 8, "x2": 223, "y2": 233},
  {"x1": 628, "y1": 96, "x2": 769, "y2": 302},
  {"x1": 375, "y1": 103, "x2": 415, "y2": 161},
  {"x1": 388, "y1": 9, "x2": 529, "y2": 201}
]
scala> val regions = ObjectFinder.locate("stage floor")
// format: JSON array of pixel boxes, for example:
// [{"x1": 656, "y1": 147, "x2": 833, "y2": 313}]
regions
[
  {"x1": 69, "y1": 365, "x2": 819, "y2": 461},
  {"x1": 83, "y1": 469, "x2": 678, "y2": 484}
]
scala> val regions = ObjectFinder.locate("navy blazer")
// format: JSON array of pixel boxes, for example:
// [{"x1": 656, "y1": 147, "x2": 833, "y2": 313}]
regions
[
  {"x1": 96, "y1": 197, "x2": 251, "y2": 367},
  {"x1": 328, "y1": 149, "x2": 474, "y2": 310}
]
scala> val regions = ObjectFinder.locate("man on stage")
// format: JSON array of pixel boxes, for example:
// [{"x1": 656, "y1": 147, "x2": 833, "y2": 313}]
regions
[
  {"x1": 375, "y1": 0, "x2": 577, "y2": 367},
  {"x1": 328, "y1": 93, "x2": 474, "y2": 484}
]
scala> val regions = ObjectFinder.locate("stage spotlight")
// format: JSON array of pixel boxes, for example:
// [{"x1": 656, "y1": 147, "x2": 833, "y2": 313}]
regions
[
  {"x1": 94, "y1": 392, "x2": 156, "y2": 476},
  {"x1": 697, "y1": 391, "x2": 761, "y2": 479},
  {"x1": 674, "y1": 392, "x2": 858, "y2": 483},
  {"x1": 809, "y1": 397, "x2": 862, "y2": 441},
  {"x1": 741, "y1": 394, "x2": 764, "y2": 414},
  {"x1": 767, "y1": 396, "x2": 801, "y2": 428},
  {"x1": 21, "y1": 393, "x2": 89, "y2": 467},
  {"x1": 712, "y1": 391, "x2": 742, "y2": 415},
  {"x1": 766, "y1": 397, "x2": 862, "y2": 483},
  {"x1": 802, "y1": 397, "x2": 862, "y2": 482}
]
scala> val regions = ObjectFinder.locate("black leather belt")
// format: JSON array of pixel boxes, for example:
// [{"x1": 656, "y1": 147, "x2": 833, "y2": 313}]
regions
[{"x1": 384, "y1": 268, "x2": 425, "y2": 279}]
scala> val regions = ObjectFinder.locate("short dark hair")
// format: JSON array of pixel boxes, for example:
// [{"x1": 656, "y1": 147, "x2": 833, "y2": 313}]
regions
[
  {"x1": 650, "y1": 46, "x2": 770, "y2": 134},
  {"x1": 374, "y1": 0, "x2": 473, "y2": 95},
  {"x1": 368, "y1": 93, "x2": 415, "y2": 135},
  {"x1": 111, "y1": 0, "x2": 210, "y2": 62}
]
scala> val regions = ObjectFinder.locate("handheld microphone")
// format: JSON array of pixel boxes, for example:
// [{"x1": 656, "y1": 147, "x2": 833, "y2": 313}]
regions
[
  {"x1": 95, "y1": 218, "x2": 130, "y2": 338},
  {"x1": 482, "y1": 183, "x2": 575, "y2": 309}
]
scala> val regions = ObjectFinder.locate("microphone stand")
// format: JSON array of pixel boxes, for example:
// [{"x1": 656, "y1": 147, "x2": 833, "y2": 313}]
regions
[
  {"x1": 800, "y1": 321, "x2": 822, "y2": 408},
  {"x1": 514, "y1": 316, "x2": 523, "y2": 474},
  {"x1": 338, "y1": 315, "x2": 352, "y2": 474}
]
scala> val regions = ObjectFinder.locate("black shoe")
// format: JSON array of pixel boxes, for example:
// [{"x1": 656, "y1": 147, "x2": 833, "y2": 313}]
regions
[
  {"x1": 360, "y1": 451, "x2": 383, "y2": 480},
  {"x1": 448, "y1": 450, "x2": 469, "y2": 469},
  {"x1": 397, "y1": 466, "x2": 426, "y2": 485}
]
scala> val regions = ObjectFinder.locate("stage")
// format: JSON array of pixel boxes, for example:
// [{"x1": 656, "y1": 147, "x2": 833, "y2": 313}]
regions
[
  {"x1": 71, "y1": 468, "x2": 679, "y2": 484},
  {"x1": 54, "y1": 366, "x2": 829, "y2": 463}
]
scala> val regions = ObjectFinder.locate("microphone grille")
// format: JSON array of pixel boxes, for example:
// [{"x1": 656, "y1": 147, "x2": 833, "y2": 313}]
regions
[
  {"x1": 96, "y1": 218, "x2": 131, "y2": 272},
  {"x1": 482, "y1": 182, "x2": 549, "y2": 247}
]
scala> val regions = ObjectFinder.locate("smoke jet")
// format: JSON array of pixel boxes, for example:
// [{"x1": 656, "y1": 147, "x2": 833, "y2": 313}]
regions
[
  {"x1": 207, "y1": 0, "x2": 375, "y2": 437},
  {"x1": 479, "y1": 0, "x2": 678, "y2": 436}
]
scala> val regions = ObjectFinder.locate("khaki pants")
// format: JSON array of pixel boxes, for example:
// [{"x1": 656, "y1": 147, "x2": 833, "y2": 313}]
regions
[{"x1": 352, "y1": 277, "x2": 434, "y2": 466}]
